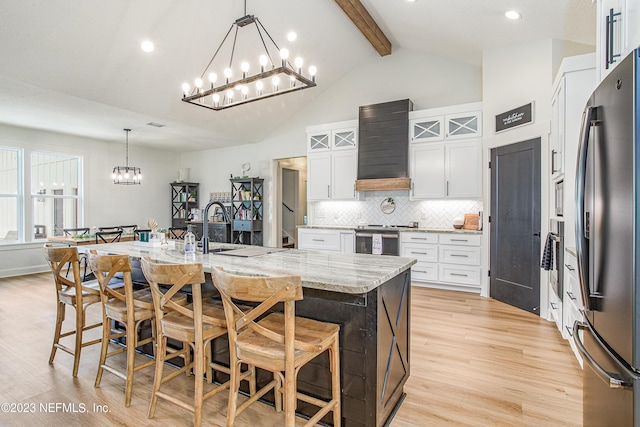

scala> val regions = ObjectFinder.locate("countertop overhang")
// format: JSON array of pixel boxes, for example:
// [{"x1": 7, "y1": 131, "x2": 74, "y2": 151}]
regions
[
  {"x1": 297, "y1": 225, "x2": 483, "y2": 234},
  {"x1": 79, "y1": 241, "x2": 416, "y2": 295}
]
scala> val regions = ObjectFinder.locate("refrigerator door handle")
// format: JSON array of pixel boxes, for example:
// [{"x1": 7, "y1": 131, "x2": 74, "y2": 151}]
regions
[
  {"x1": 576, "y1": 105, "x2": 596, "y2": 310},
  {"x1": 573, "y1": 321, "x2": 637, "y2": 390}
]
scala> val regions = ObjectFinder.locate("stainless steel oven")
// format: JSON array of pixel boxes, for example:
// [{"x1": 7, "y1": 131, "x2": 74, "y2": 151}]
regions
[
  {"x1": 549, "y1": 219, "x2": 564, "y2": 299},
  {"x1": 355, "y1": 227, "x2": 400, "y2": 255}
]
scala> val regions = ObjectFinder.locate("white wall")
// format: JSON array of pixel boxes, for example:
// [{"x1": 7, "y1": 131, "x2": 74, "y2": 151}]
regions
[
  {"x1": 0, "y1": 123, "x2": 178, "y2": 277},
  {"x1": 181, "y1": 47, "x2": 483, "y2": 246}
]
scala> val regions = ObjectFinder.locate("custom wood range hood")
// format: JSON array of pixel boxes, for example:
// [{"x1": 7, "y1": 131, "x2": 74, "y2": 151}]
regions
[{"x1": 355, "y1": 99, "x2": 413, "y2": 191}]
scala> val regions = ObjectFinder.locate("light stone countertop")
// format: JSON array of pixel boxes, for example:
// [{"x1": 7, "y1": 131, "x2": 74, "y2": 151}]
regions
[
  {"x1": 298, "y1": 225, "x2": 483, "y2": 235},
  {"x1": 80, "y1": 241, "x2": 416, "y2": 295}
]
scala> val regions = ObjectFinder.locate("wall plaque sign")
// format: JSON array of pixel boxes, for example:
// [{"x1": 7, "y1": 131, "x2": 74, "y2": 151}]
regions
[{"x1": 495, "y1": 102, "x2": 534, "y2": 133}]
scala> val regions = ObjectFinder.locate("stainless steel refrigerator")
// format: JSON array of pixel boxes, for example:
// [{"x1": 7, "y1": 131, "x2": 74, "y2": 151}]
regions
[{"x1": 574, "y1": 48, "x2": 640, "y2": 426}]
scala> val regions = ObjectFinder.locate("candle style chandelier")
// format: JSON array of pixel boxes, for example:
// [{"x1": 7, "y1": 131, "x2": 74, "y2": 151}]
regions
[
  {"x1": 181, "y1": 0, "x2": 317, "y2": 111},
  {"x1": 112, "y1": 129, "x2": 142, "y2": 185}
]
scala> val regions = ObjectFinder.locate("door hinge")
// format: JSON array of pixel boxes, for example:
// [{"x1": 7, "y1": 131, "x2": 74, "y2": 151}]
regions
[
  {"x1": 488, "y1": 215, "x2": 491, "y2": 223},
  {"x1": 488, "y1": 161, "x2": 491, "y2": 169},
  {"x1": 488, "y1": 269, "x2": 491, "y2": 277}
]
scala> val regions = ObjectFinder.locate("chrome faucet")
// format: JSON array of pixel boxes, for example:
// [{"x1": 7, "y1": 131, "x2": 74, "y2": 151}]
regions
[{"x1": 201, "y1": 200, "x2": 231, "y2": 254}]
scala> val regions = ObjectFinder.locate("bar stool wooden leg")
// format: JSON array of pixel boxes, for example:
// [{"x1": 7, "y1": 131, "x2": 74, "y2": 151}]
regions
[
  {"x1": 94, "y1": 315, "x2": 110, "y2": 387},
  {"x1": 49, "y1": 301, "x2": 65, "y2": 364},
  {"x1": 226, "y1": 361, "x2": 241, "y2": 427},
  {"x1": 331, "y1": 335, "x2": 341, "y2": 426},
  {"x1": 72, "y1": 306, "x2": 83, "y2": 377},
  {"x1": 193, "y1": 340, "x2": 204, "y2": 427},
  {"x1": 148, "y1": 335, "x2": 166, "y2": 419},
  {"x1": 124, "y1": 318, "x2": 135, "y2": 407}
]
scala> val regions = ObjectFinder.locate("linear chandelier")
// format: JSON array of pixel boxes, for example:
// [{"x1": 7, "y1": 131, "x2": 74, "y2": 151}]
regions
[
  {"x1": 112, "y1": 129, "x2": 142, "y2": 185},
  {"x1": 181, "y1": 1, "x2": 317, "y2": 111}
]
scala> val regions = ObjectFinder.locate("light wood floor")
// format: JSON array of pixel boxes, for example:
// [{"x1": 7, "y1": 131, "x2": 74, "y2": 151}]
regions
[{"x1": 0, "y1": 274, "x2": 582, "y2": 426}]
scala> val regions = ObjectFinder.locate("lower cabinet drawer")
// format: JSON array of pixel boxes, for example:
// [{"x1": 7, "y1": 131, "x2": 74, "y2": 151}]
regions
[
  {"x1": 411, "y1": 262, "x2": 438, "y2": 282},
  {"x1": 438, "y1": 264, "x2": 481, "y2": 287},
  {"x1": 298, "y1": 229, "x2": 341, "y2": 251},
  {"x1": 439, "y1": 246, "x2": 481, "y2": 266},
  {"x1": 401, "y1": 243, "x2": 438, "y2": 263}
]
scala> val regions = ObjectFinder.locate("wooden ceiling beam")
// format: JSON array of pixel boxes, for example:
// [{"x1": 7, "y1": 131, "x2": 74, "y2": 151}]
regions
[{"x1": 334, "y1": 0, "x2": 392, "y2": 56}]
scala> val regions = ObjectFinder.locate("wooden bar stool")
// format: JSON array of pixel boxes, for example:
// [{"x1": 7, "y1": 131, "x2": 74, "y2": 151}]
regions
[
  {"x1": 211, "y1": 267, "x2": 341, "y2": 427},
  {"x1": 43, "y1": 244, "x2": 105, "y2": 377},
  {"x1": 88, "y1": 252, "x2": 174, "y2": 407},
  {"x1": 141, "y1": 257, "x2": 255, "y2": 427}
]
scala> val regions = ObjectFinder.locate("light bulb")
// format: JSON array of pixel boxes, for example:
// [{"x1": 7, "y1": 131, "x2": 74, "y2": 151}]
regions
[
  {"x1": 124, "y1": 170, "x2": 130, "y2": 179},
  {"x1": 224, "y1": 67, "x2": 232, "y2": 82},
  {"x1": 117, "y1": 173, "x2": 122, "y2": 180},
  {"x1": 256, "y1": 80, "x2": 264, "y2": 93},
  {"x1": 290, "y1": 75, "x2": 296, "y2": 87},
  {"x1": 194, "y1": 78, "x2": 203, "y2": 88},
  {"x1": 287, "y1": 32, "x2": 297, "y2": 42},
  {"x1": 309, "y1": 65, "x2": 317, "y2": 82},
  {"x1": 213, "y1": 93, "x2": 220, "y2": 104},
  {"x1": 111, "y1": 172, "x2": 116, "y2": 180},
  {"x1": 138, "y1": 172, "x2": 142, "y2": 180},
  {"x1": 226, "y1": 89, "x2": 234, "y2": 99},
  {"x1": 280, "y1": 49, "x2": 289, "y2": 67},
  {"x1": 208, "y1": 72, "x2": 217, "y2": 84},
  {"x1": 294, "y1": 57, "x2": 303, "y2": 71},
  {"x1": 272, "y1": 75, "x2": 280, "y2": 90},
  {"x1": 241, "y1": 61, "x2": 250, "y2": 72},
  {"x1": 241, "y1": 85, "x2": 249, "y2": 95},
  {"x1": 181, "y1": 82, "x2": 190, "y2": 95},
  {"x1": 259, "y1": 55, "x2": 269, "y2": 71},
  {"x1": 141, "y1": 40, "x2": 154, "y2": 53}
]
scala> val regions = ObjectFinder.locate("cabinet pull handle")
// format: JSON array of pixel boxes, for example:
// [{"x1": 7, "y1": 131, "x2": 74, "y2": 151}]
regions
[
  {"x1": 565, "y1": 263, "x2": 575, "y2": 272},
  {"x1": 450, "y1": 273, "x2": 468, "y2": 277},
  {"x1": 566, "y1": 291, "x2": 577, "y2": 301},
  {"x1": 446, "y1": 180, "x2": 449, "y2": 196},
  {"x1": 327, "y1": 185, "x2": 330, "y2": 198},
  {"x1": 451, "y1": 254, "x2": 469, "y2": 257},
  {"x1": 550, "y1": 302, "x2": 557, "y2": 310},
  {"x1": 551, "y1": 149, "x2": 557, "y2": 173},
  {"x1": 413, "y1": 269, "x2": 428, "y2": 274},
  {"x1": 312, "y1": 239, "x2": 325, "y2": 242},
  {"x1": 450, "y1": 239, "x2": 468, "y2": 242},
  {"x1": 410, "y1": 251, "x2": 428, "y2": 255},
  {"x1": 411, "y1": 182, "x2": 415, "y2": 197},
  {"x1": 565, "y1": 325, "x2": 574, "y2": 337},
  {"x1": 411, "y1": 237, "x2": 428, "y2": 240}
]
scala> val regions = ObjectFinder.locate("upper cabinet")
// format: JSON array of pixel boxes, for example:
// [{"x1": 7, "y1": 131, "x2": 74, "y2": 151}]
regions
[
  {"x1": 409, "y1": 103, "x2": 482, "y2": 200},
  {"x1": 410, "y1": 108, "x2": 482, "y2": 143},
  {"x1": 596, "y1": 0, "x2": 640, "y2": 82},
  {"x1": 306, "y1": 120, "x2": 359, "y2": 201}
]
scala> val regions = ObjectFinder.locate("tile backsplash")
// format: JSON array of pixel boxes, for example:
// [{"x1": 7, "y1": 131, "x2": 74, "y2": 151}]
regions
[{"x1": 311, "y1": 191, "x2": 483, "y2": 229}]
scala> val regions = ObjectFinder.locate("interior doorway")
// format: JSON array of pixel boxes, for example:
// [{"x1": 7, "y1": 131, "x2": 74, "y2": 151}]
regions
[
  {"x1": 490, "y1": 138, "x2": 541, "y2": 314},
  {"x1": 274, "y1": 157, "x2": 307, "y2": 248}
]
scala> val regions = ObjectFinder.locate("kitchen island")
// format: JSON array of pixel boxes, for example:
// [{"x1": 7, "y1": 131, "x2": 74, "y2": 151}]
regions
[{"x1": 82, "y1": 241, "x2": 416, "y2": 427}]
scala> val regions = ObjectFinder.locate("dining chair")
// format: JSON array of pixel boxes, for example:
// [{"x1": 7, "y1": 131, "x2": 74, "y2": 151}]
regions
[
  {"x1": 43, "y1": 244, "x2": 112, "y2": 377},
  {"x1": 96, "y1": 230, "x2": 123, "y2": 244},
  {"x1": 168, "y1": 227, "x2": 187, "y2": 240},
  {"x1": 118, "y1": 225, "x2": 138, "y2": 236},
  {"x1": 88, "y1": 251, "x2": 174, "y2": 406},
  {"x1": 211, "y1": 266, "x2": 341, "y2": 427},
  {"x1": 141, "y1": 257, "x2": 255, "y2": 427},
  {"x1": 63, "y1": 227, "x2": 90, "y2": 236}
]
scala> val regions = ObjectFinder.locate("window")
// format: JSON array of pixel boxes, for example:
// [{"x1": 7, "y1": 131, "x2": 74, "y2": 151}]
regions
[
  {"x1": 0, "y1": 147, "x2": 20, "y2": 243},
  {"x1": 31, "y1": 152, "x2": 81, "y2": 239}
]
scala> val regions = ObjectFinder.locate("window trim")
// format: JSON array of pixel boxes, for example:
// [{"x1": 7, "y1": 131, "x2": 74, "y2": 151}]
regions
[{"x1": 0, "y1": 146, "x2": 23, "y2": 244}]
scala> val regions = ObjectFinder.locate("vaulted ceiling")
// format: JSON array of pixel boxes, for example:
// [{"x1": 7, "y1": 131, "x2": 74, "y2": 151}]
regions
[{"x1": 0, "y1": 0, "x2": 596, "y2": 151}]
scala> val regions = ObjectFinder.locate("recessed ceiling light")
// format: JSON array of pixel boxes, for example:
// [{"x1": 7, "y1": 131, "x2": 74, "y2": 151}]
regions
[
  {"x1": 407, "y1": 0, "x2": 417, "y2": 3},
  {"x1": 287, "y1": 32, "x2": 297, "y2": 42},
  {"x1": 141, "y1": 40, "x2": 155, "y2": 52},
  {"x1": 505, "y1": 10, "x2": 522, "y2": 20}
]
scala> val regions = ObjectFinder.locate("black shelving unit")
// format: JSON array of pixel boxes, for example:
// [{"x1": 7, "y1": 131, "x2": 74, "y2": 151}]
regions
[
  {"x1": 171, "y1": 182, "x2": 199, "y2": 229},
  {"x1": 231, "y1": 178, "x2": 263, "y2": 245}
]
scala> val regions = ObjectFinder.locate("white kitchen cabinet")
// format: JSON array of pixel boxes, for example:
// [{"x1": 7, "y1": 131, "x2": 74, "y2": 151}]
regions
[
  {"x1": 550, "y1": 80, "x2": 565, "y2": 179},
  {"x1": 445, "y1": 141, "x2": 482, "y2": 198},
  {"x1": 410, "y1": 143, "x2": 446, "y2": 198},
  {"x1": 410, "y1": 140, "x2": 482, "y2": 200},
  {"x1": 444, "y1": 111, "x2": 482, "y2": 140},
  {"x1": 562, "y1": 250, "x2": 584, "y2": 367},
  {"x1": 401, "y1": 231, "x2": 482, "y2": 293},
  {"x1": 307, "y1": 152, "x2": 331, "y2": 200},
  {"x1": 306, "y1": 120, "x2": 359, "y2": 201},
  {"x1": 297, "y1": 228, "x2": 354, "y2": 253},
  {"x1": 596, "y1": 0, "x2": 640, "y2": 82},
  {"x1": 410, "y1": 115, "x2": 444, "y2": 143}
]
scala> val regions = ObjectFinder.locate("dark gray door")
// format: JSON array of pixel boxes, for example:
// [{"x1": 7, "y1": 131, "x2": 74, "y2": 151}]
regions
[{"x1": 490, "y1": 138, "x2": 541, "y2": 314}]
